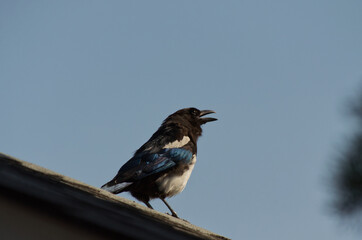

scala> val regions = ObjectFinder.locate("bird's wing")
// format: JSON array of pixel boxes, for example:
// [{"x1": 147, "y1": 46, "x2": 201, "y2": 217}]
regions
[
  {"x1": 101, "y1": 130, "x2": 194, "y2": 193},
  {"x1": 116, "y1": 148, "x2": 193, "y2": 182},
  {"x1": 101, "y1": 147, "x2": 193, "y2": 193}
]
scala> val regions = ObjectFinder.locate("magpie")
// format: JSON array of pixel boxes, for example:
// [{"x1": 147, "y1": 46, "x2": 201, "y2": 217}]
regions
[{"x1": 101, "y1": 107, "x2": 217, "y2": 218}]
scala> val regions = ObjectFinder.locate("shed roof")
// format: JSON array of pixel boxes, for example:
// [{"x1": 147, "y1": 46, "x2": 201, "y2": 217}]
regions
[{"x1": 0, "y1": 152, "x2": 229, "y2": 240}]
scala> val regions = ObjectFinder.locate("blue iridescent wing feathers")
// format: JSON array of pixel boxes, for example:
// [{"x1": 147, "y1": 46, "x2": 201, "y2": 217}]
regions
[{"x1": 117, "y1": 148, "x2": 193, "y2": 181}]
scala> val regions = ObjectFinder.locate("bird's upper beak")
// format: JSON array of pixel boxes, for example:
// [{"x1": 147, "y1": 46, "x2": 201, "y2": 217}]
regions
[{"x1": 199, "y1": 110, "x2": 217, "y2": 124}]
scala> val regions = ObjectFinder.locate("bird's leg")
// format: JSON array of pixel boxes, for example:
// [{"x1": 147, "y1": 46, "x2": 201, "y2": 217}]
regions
[
  {"x1": 160, "y1": 197, "x2": 179, "y2": 218},
  {"x1": 143, "y1": 201, "x2": 154, "y2": 209}
]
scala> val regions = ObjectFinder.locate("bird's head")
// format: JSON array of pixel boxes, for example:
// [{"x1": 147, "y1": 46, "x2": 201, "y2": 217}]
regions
[
  {"x1": 162, "y1": 107, "x2": 217, "y2": 138},
  {"x1": 171, "y1": 107, "x2": 217, "y2": 125}
]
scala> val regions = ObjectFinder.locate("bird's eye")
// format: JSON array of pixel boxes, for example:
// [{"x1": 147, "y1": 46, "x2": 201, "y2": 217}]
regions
[{"x1": 190, "y1": 108, "x2": 199, "y2": 116}]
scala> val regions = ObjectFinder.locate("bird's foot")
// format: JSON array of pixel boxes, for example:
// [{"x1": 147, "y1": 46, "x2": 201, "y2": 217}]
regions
[
  {"x1": 166, "y1": 211, "x2": 179, "y2": 218},
  {"x1": 166, "y1": 213, "x2": 189, "y2": 222}
]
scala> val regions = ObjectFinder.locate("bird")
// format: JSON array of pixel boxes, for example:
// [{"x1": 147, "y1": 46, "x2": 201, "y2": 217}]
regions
[{"x1": 101, "y1": 107, "x2": 217, "y2": 218}]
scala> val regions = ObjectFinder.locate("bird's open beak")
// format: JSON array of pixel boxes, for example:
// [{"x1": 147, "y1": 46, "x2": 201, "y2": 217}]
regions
[{"x1": 199, "y1": 110, "x2": 217, "y2": 124}]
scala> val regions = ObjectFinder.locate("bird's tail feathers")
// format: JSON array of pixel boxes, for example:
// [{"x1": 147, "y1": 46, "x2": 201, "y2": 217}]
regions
[{"x1": 101, "y1": 181, "x2": 132, "y2": 194}]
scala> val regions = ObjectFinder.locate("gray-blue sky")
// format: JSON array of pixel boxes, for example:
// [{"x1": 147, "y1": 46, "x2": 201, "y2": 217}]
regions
[{"x1": 1, "y1": 1, "x2": 362, "y2": 239}]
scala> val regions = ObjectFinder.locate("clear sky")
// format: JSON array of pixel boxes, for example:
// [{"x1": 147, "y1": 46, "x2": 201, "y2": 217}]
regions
[{"x1": 1, "y1": 1, "x2": 362, "y2": 239}]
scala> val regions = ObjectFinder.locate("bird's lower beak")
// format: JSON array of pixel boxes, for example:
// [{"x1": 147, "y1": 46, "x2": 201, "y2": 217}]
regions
[{"x1": 199, "y1": 110, "x2": 217, "y2": 124}]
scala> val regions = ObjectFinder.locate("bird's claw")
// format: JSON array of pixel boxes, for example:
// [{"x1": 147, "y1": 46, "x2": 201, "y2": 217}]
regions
[{"x1": 166, "y1": 212, "x2": 180, "y2": 218}]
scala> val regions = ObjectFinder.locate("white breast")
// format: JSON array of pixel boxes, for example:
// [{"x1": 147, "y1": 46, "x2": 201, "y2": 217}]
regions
[{"x1": 156, "y1": 155, "x2": 196, "y2": 197}]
